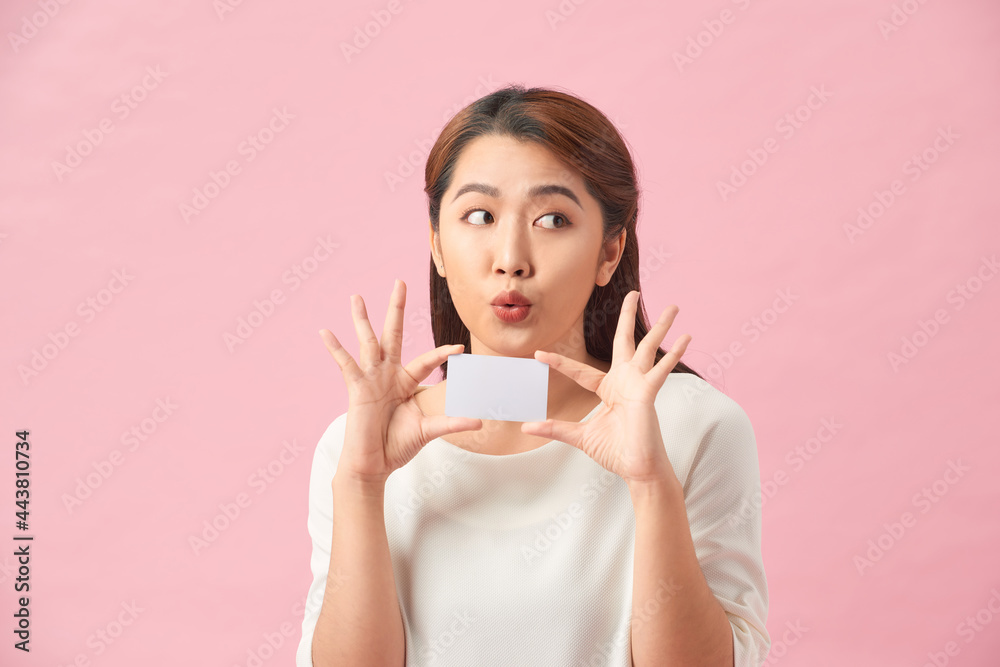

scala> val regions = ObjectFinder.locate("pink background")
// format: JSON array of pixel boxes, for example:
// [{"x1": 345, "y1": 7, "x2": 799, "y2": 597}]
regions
[{"x1": 2, "y1": 0, "x2": 999, "y2": 665}]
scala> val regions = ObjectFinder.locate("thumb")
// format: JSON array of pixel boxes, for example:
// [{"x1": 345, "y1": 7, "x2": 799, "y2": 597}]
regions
[
  {"x1": 420, "y1": 415, "x2": 483, "y2": 444},
  {"x1": 520, "y1": 419, "x2": 587, "y2": 449}
]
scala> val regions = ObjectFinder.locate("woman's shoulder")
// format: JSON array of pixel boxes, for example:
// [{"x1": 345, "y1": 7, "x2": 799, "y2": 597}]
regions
[
  {"x1": 655, "y1": 371, "x2": 757, "y2": 486},
  {"x1": 657, "y1": 371, "x2": 752, "y2": 427}
]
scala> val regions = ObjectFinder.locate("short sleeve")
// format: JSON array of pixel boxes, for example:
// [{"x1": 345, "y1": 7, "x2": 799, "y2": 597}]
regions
[
  {"x1": 669, "y1": 377, "x2": 771, "y2": 666},
  {"x1": 295, "y1": 414, "x2": 347, "y2": 667}
]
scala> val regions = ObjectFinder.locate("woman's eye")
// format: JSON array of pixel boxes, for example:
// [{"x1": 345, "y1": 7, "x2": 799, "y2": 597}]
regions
[
  {"x1": 465, "y1": 210, "x2": 493, "y2": 225},
  {"x1": 461, "y1": 209, "x2": 570, "y2": 228},
  {"x1": 537, "y1": 213, "x2": 570, "y2": 229}
]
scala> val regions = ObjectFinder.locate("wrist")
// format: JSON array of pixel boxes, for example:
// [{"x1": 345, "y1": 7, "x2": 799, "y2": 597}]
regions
[
  {"x1": 333, "y1": 470, "x2": 388, "y2": 502},
  {"x1": 628, "y1": 472, "x2": 684, "y2": 508}
]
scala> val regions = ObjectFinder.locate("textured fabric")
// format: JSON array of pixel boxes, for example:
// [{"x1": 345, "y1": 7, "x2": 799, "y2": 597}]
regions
[{"x1": 296, "y1": 371, "x2": 770, "y2": 666}]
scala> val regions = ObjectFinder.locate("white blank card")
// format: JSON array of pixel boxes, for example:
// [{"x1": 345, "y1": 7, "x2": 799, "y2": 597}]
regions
[{"x1": 444, "y1": 353, "x2": 549, "y2": 422}]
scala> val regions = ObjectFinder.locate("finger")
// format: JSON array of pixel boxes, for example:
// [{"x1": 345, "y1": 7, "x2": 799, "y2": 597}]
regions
[
  {"x1": 648, "y1": 333, "x2": 692, "y2": 388},
  {"x1": 420, "y1": 415, "x2": 483, "y2": 444},
  {"x1": 404, "y1": 343, "x2": 466, "y2": 386},
  {"x1": 350, "y1": 293, "x2": 382, "y2": 368},
  {"x1": 520, "y1": 418, "x2": 587, "y2": 448},
  {"x1": 534, "y1": 349, "x2": 605, "y2": 393},
  {"x1": 612, "y1": 290, "x2": 639, "y2": 364},
  {"x1": 381, "y1": 279, "x2": 405, "y2": 366},
  {"x1": 319, "y1": 329, "x2": 363, "y2": 383},
  {"x1": 633, "y1": 305, "x2": 679, "y2": 371}
]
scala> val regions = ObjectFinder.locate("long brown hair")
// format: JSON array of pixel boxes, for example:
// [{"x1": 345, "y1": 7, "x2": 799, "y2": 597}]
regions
[{"x1": 424, "y1": 84, "x2": 702, "y2": 381}]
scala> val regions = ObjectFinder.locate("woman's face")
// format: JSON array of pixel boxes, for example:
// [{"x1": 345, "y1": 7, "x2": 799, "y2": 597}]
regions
[{"x1": 430, "y1": 133, "x2": 624, "y2": 362}]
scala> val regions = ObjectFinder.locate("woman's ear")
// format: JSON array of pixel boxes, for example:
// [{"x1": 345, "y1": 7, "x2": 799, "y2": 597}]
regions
[
  {"x1": 596, "y1": 229, "x2": 626, "y2": 286},
  {"x1": 429, "y1": 221, "x2": 445, "y2": 277}
]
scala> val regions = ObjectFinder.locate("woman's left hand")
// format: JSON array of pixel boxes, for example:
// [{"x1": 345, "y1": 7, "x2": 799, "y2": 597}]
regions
[{"x1": 521, "y1": 290, "x2": 691, "y2": 488}]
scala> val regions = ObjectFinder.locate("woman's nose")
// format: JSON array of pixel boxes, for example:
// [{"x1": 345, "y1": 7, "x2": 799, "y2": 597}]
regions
[{"x1": 492, "y1": 218, "x2": 531, "y2": 277}]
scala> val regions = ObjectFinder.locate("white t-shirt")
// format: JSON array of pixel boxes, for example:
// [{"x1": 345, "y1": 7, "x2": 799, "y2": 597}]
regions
[{"x1": 296, "y1": 371, "x2": 770, "y2": 666}]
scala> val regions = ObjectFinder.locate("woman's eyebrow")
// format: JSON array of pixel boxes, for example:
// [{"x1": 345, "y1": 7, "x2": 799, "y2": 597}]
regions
[{"x1": 450, "y1": 182, "x2": 582, "y2": 209}]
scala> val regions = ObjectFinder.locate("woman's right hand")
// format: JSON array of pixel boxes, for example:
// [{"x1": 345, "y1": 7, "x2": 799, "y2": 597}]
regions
[{"x1": 319, "y1": 278, "x2": 482, "y2": 486}]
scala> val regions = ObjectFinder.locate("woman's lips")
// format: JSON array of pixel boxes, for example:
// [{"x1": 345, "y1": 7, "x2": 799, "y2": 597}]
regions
[{"x1": 492, "y1": 304, "x2": 531, "y2": 323}]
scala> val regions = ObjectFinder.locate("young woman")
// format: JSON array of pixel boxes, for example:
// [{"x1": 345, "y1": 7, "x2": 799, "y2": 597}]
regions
[{"x1": 297, "y1": 85, "x2": 769, "y2": 666}]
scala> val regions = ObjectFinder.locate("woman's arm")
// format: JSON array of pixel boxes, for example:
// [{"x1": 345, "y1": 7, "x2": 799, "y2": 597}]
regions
[
  {"x1": 311, "y1": 471, "x2": 405, "y2": 667},
  {"x1": 628, "y1": 384, "x2": 769, "y2": 667},
  {"x1": 630, "y1": 477, "x2": 734, "y2": 667}
]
